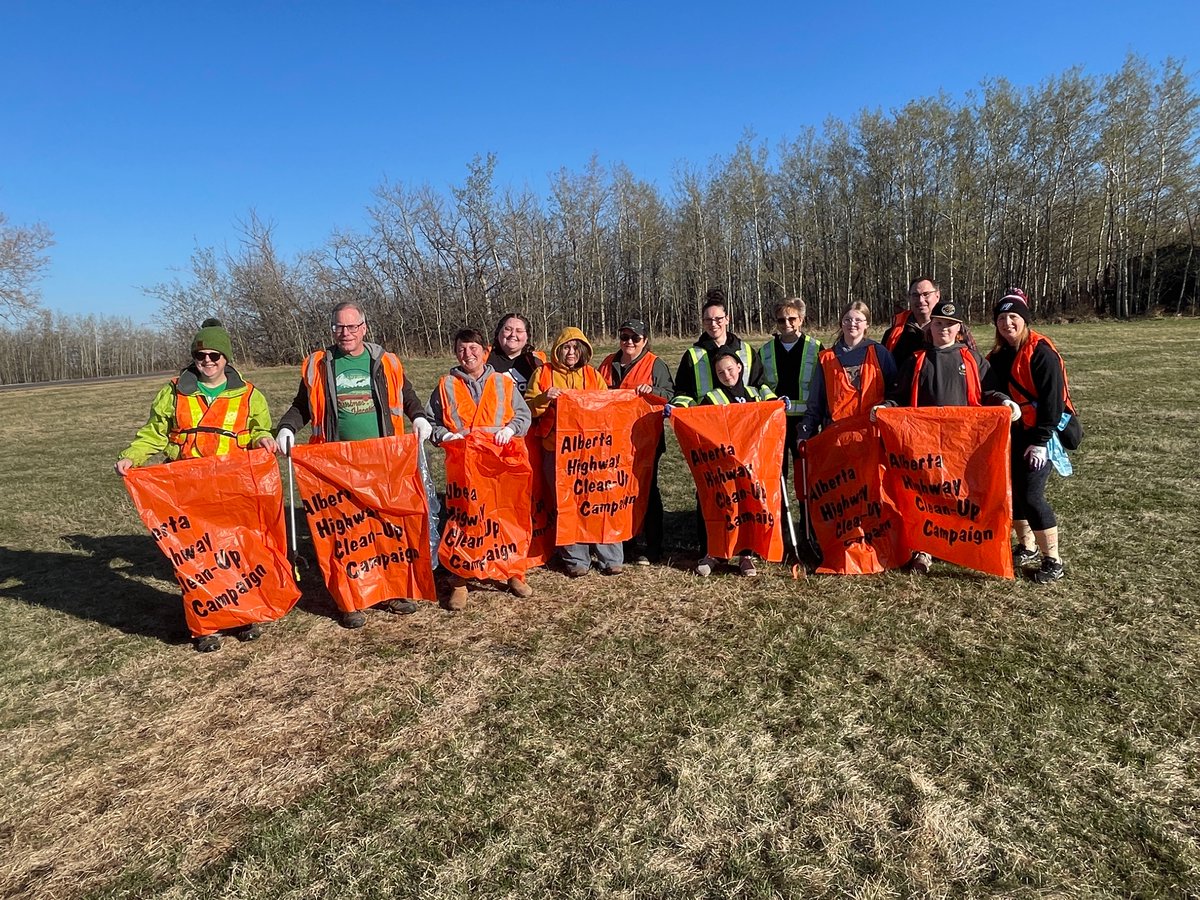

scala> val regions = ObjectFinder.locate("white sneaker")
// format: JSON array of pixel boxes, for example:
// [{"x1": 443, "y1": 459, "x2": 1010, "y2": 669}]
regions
[
  {"x1": 738, "y1": 555, "x2": 757, "y2": 577},
  {"x1": 695, "y1": 556, "x2": 717, "y2": 577},
  {"x1": 910, "y1": 551, "x2": 933, "y2": 575}
]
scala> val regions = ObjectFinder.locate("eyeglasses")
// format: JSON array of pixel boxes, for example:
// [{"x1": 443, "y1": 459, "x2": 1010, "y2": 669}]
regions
[
  {"x1": 619, "y1": 333, "x2": 642, "y2": 343},
  {"x1": 332, "y1": 322, "x2": 366, "y2": 333},
  {"x1": 908, "y1": 290, "x2": 937, "y2": 300},
  {"x1": 192, "y1": 351, "x2": 223, "y2": 362},
  {"x1": 776, "y1": 316, "x2": 799, "y2": 325},
  {"x1": 702, "y1": 316, "x2": 726, "y2": 325},
  {"x1": 841, "y1": 317, "x2": 868, "y2": 326}
]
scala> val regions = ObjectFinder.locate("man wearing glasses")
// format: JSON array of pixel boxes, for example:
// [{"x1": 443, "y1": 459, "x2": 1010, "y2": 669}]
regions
[
  {"x1": 883, "y1": 277, "x2": 939, "y2": 368},
  {"x1": 671, "y1": 287, "x2": 765, "y2": 407},
  {"x1": 275, "y1": 301, "x2": 434, "y2": 626}
]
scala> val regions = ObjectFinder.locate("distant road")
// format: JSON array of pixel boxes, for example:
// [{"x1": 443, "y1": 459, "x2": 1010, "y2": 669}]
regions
[{"x1": 0, "y1": 371, "x2": 172, "y2": 393}]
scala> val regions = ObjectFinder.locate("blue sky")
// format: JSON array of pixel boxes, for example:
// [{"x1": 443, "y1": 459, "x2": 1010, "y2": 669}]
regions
[{"x1": 2, "y1": 0, "x2": 1197, "y2": 323}]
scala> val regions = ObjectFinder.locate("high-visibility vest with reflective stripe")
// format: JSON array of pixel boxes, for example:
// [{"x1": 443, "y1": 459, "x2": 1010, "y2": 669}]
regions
[
  {"x1": 1007, "y1": 330, "x2": 1075, "y2": 429},
  {"x1": 909, "y1": 347, "x2": 982, "y2": 407},
  {"x1": 820, "y1": 343, "x2": 884, "y2": 422},
  {"x1": 883, "y1": 310, "x2": 913, "y2": 352},
  {"x1": 169, "y1": 379, "x2": 254, "y2": 458},
  {"x1": 701, "y1": 384, "x2": 778, "y2": 405},
  {"x1": 438, "y1": 372, "x2": 517, "y2": 435},
  {"x1": 302, "y1": 349, "x2": 407, "y2": 443},
  {"x1": 759, "y1": 335, "x2": 820, "y2": 416},
  {"x1": 598, "y1": 351, "x2": 659, "y2": 389},
  {"x1": 676, "y1": 344, "x2": 754, "y2": 407}
]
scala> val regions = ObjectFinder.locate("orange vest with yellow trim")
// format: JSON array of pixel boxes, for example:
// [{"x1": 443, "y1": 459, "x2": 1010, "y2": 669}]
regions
[
  {"x1": 820, "y1": 344, "x2": 884, "y2": 422},
  {"x1": 597, "y1": 351, "x2": 659, "y2": 389},
  {"x1": 169, "y1": 379, "x2": 255, "y2": 458},
  {"x1": 438, "y1": 372, "x2": 518, "y2": 435},
  {"x1": 302, "y1": 349, "x2": 407, "y2": 443},
  {"x1": 909, "y1": 347, "x2": 982, "y2": 407}
]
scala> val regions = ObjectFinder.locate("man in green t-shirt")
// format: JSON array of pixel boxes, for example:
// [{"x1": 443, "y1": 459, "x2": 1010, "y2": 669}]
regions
[{"x1": 276, "y1": 301, "x2": 433, "y2": 628}]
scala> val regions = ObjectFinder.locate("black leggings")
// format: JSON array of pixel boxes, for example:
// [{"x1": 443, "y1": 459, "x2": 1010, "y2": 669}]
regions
[{"x1": 1011, "y1": 434, "x2": 1056, "y2": 530}]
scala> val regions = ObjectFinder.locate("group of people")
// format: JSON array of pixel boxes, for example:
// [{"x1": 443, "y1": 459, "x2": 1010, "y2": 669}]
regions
[{"x1": 116, "y1": 280, "x2": 1076, "y2": 651}]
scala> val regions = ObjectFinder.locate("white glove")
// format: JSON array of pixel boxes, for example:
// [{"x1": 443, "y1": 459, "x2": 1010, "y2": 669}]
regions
[
  {"x1": 441, "y1": 432, "x2": 464, "y2": 443},
  {"x1": 869, "y1": 404, "x2": 887, "y2": 422},
  {"x1": 276, "y1": 427, "x2": 295, "y2": 455},
  {"x1": 1003, "y1": 399, "x2": 1021, "y2": 422},
  {"x1": 780, "y1": 397, "x2": 792, "y2": 411},
  {"x1": 495, "y1": 426, "x2": 515, "y2": 445},
  {"x1": 1025, "y1": 444, "x2": 1048, "y2": 470},
  {"x1": 412, "y1": 417, "x2": 433, "y2": 443}
]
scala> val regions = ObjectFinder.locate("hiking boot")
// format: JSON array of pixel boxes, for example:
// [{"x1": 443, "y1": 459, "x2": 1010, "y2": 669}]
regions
[
  {"x1": 910, "y1": 551, "x2": 933, "y2": 575},
  {"x1": 446, "y1": 584, "x2": 469, "y2": 611},
  {"x1": 1031, "y1": 557, "x2": 1065, "y2": 584},
  {"x1": 695, "y1": 556, "x2": 717, "y2": 577},
  {"x1": 507, "y1": 577, "x2": 533, "y2": 598},
  {"x1": 738, "y1": 555, "x2": 757, "y2": 577},
  {"x1": 380, "y1": 598, "x2": 420, "y2": 615},
  {"x1": 194, "y1": 635, "x2": 220, "y2": 653},
  {"x1": 341, "y1": 610, "x2": 367, "y2": 629},
  {"x1": 233, "y1": 622, "x2": 263, "y2": 642},
  {"x1": 565, "y1": 565, "x2": 590, "y2": 578},
  {"x1": 1012, "y1": 546, "x2": 1040, "y2": 567},
  {"x1": 601, "y1": 565, "x2": 623, "y2": 576}
]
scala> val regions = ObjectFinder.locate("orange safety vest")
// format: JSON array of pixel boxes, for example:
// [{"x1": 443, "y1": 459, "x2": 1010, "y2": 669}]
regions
[
  {"x1": 529, "y1": 364, "x2": 605, "y2": 438},
  {"x1": 301, "y1": 349, "x2": 407, "y2": 443},
  {"x1": 883, "y1": 310, "x2": 912, "y2": 352},
  {"x1": 1007, "y1": 330, "x2": 1075, "y2": 429},
  {"x1": 909, "y1": 347, "x2": 982, "y2": 407},
  {"x1": 169, "y1": 379, "x2": 254, "y2": 458},
  {"x1": 597, "y1": 351, "x2": 659, "y2": 389},
  {"x1": 438, "y1": 372, "x2": 518, "y2": 434},
  {"x1": 820, "y1": 344, "x2": 884, "y2": 422}
]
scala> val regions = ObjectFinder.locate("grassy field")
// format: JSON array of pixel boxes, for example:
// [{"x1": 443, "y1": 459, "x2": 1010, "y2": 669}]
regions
[{"x1": 1, "y1": 319, "x2": 1197, "y2": 898}]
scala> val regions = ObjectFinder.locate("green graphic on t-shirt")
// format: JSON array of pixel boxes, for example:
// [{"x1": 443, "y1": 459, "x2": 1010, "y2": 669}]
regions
[
  {"x1": 197, "y1": 380, "x2": 227, "y2": 403},
  {"x1": 334, "y1": 351, "x2": 380, "y2": 440}
]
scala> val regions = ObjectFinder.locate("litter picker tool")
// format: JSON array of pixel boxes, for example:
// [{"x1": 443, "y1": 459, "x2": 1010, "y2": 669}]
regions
[{"x1": 779, "y1": 473, "x2": 805, "y2": 580}]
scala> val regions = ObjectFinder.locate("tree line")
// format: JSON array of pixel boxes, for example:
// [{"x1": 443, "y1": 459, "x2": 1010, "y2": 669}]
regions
[{"x1": 3, "y1": 54, "x2": 1197, "y2": 383}]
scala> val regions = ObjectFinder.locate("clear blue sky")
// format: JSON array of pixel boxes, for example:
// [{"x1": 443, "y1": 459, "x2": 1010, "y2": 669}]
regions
[{"x1": 3, "y1": 0, "x2": 1197, "y2": 323}]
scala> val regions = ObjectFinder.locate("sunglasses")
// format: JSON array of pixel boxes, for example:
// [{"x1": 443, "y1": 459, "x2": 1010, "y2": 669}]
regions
[
  {"x1": 193, "y1": 351, "x2": 223, "y2": 362},
  {"x1": 619, "y1": 333, "x2": 642, "y2": 342},
  {"x1": 776, "y1": 316, "x2": 799, "y2": 324}
]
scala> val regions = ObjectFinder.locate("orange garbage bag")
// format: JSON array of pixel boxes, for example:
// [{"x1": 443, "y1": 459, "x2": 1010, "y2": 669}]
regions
[
  {"x1": 124, "y1": 449, "x2": 301, "y2": 637},
  {"x1": 291, "y1": 435, "x2": 436, "y2": 612},
  {"x1": 552, "y1": 390, "x2": 663, "y2": 545},
  {"x1": 439, "y1": 431, "x2": 532, "y2": 581},
  {"x1": 802, "y1": 415, "x2": 900, "y2": 574},
  {"x1": 671, "y1": 401, "x2": 786, "y2": 562},
  {"x1": 876, "y1": 406, "x2": 1014, "y2": 578}
]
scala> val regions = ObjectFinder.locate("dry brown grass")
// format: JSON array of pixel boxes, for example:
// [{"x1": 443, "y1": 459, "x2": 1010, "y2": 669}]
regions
[{"x1": 1, "y1": 321, "x2": 1199, "y2": 897}]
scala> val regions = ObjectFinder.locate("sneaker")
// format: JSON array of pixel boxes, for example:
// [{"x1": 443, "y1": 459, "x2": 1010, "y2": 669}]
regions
[
  {"x1": 1031, "y1": 557, "x2": 1065, "y2": 584},
  {"x1": 565, "y1": 565, "x2": 590, "y2": 578},
  {"x1": 1012, "y1": 546, "x2": 1040, "y2": 567},
  {"x1": 194, "y1": 635, "x2": 220, "y2": 652},
  {"x1": 507, "y1": 577, "x2": 533, "y2": 598},
  {"x1": 695, "y1": 556, "x2": 717, "y2": 577},
  {"x1": 380, "y1": 599, "x2": 420, "y2": 615},
  {"x1": 233, "y1": 622, "x2": 263, "y2": 642},
  {"x1": 910, "y1": 551, "x2": 933, "y2": 575},
  {"x1": 634, "y1": 555, "x2": 651, "y2": 567},
  {"x1": 341, "y1": 610, "x2": 367, "y2": 629},
  {"x1": 601, "y1": 565, "x2": 623, "y2": 576},
  {"x1": 446, "y1": 584, "x2": 469, "y2": 611},
  {"x1": 738, "y1": 555, "x2": 757, "y2": 577}
]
